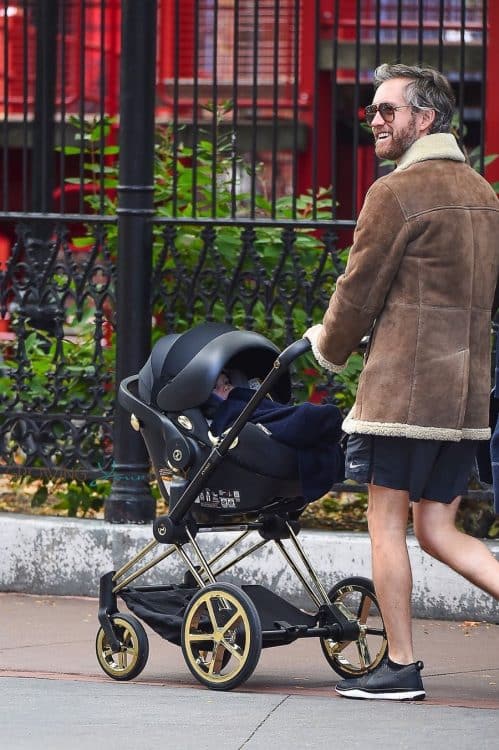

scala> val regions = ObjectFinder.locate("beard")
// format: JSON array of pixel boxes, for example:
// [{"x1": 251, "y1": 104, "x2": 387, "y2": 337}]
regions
[{"x1": 374, "y1": 115, "x2": 419, "y2": 162}]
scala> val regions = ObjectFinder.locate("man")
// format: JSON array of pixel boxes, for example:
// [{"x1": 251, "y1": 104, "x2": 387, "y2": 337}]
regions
[{"x1": 305, "y1": 63, "x2": 499, "y2": 701}]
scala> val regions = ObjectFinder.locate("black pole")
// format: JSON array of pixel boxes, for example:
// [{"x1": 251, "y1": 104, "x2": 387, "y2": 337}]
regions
[
  {"x1": 27, "y1": 1, "x2": 59, "y2": 334},
  {"x1": 105, "y1": 0, "x2": 157, "y2": 523},
  {"x1": 31, "y1": 0, "x2": 58, "y2": 221}
]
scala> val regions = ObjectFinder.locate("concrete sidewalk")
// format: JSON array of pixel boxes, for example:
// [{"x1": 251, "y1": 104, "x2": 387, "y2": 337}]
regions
[
  {"x1": 2, "y1": 514, "x2": 499, "y2": 748},
  {"x1": 1, "y1": 592, "x2": 498, "y2": 707},
  {"x1": 1, "y1": 592, "x2": 499, "y2": 750}
]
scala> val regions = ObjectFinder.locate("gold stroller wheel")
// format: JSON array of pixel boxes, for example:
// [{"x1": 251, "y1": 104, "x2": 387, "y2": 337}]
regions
[
  {"x1": 96, "y1": 613, "x2": 149, "y2": 681},
  {"x1": 181, "y1": 582, "x2": 262, "y2": 691},
  {"x1": 320, "y1": 576, "x2": 387, "y2": 678}
]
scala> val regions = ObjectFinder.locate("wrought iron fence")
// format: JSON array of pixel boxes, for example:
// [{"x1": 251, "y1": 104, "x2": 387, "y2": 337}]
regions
[{"x1": 0, "y1": 1, "x2": 490, "y2": 520}]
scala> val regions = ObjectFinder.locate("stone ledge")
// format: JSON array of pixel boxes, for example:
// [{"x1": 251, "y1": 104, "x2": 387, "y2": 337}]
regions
[{"x1": 1, "y1": 513, "x2": 498, "y2": 622}]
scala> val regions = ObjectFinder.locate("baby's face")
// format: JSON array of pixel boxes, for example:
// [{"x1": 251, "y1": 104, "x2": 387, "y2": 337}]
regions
[{"x1": 214, "y1": 372, "x2": 232, "y2": 399}]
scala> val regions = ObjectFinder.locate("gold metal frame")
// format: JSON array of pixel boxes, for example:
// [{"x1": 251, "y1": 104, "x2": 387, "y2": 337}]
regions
[
  {"x1": 106, "y1": 519, "x2": 386, "y2": 681},
  {"x1": 111, "y1": 519, "x2": 336, "y2": 611}
]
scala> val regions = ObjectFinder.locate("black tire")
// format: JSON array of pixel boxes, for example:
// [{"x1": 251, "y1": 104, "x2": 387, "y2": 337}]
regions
[
  {"x1": 95, "y1": 613, "x2": 149, "y2": 681},
  {"x1": 181, "y1": 582, "x2": 262, "y2": 691},
  {"x1": 320, "y1": 576, "x2": 387, "y2": 679}
]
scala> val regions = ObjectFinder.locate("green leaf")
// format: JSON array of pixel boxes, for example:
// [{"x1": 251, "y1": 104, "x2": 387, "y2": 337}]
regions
[
  {"x1": 31, "y1": 485, "x2": 48, "y2": 508},
  {"x1": 71, "y1": 237, "x2": 94, "y2": 248},
  {"x1": 83, "y1": 163, "x2": 117, "y2": 174},
  {"x1": 103, "y1": 145, "x2": 120, "y2": 155},
  {"x1": 55, "y1": 145, "x2": 82, "y2": 155},
  {"x1": 90, "y1": 123, "x2": 111, "y2": 141}
]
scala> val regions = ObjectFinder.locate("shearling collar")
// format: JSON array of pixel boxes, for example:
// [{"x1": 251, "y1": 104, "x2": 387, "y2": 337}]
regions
[{"x1": 396, "y1": 132, "x2": 465, "y2": 171}]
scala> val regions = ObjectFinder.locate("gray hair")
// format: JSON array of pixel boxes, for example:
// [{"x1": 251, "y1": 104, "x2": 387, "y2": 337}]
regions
[{"x1": 373, "y1": 64, "x2": 455, "y2": 134}]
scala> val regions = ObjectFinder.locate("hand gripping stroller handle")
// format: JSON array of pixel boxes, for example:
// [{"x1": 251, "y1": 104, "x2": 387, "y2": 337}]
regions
[{"x1": 161, "y1": 336, "x2": 312, "y2": 531}]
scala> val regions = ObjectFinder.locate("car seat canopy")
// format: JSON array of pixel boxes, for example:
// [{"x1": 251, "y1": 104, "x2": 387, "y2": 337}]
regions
[{"x1": 138, "y1": 322, "x2": 292, "y2": 411}]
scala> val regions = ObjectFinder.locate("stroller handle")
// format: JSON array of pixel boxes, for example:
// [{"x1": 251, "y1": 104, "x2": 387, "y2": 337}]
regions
[{"x1": 276, "y1": 336, "x2": 311, "y2": 368}]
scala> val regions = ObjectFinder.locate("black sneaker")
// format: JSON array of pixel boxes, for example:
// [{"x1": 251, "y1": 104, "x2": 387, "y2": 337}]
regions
[{"x1": 335, "y1": 660, "x2": 425, "y2": 701}]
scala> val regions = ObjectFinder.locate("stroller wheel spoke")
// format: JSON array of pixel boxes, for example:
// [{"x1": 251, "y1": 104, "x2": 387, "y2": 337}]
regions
[
  {"x1": 220, "y1": 638, "x2": 243, "y2": 661},
  {"x1": 221, "y1": 610, "x2": 242, "y2": 635},
  {"x1": 356, "y1": 635, "x2": 372, "y2": 669},
  {"x1": 124, "y1": 643, "x2": 139, "y2": 660},
  {"x1": 209, "y1": 643, "x2": 227, "y2": 674},
  {"x1": 189, "y1": 632, "x2": 215, "y2": 643},
  {"x1": 357, "y1": 592, "x2": 373, "y2": 624},
  {"x1": 122, "y1": 627, "x2": 135, "y2": 650},
  {"x1": 206, "y1": 599, "x2": 220, "y2": 632},
  {"x1": 366, "y1": 627, "x2": 386, "y2": 636},
  {"x1": 328, "y1": 640, "x2": 349, "y2": 655}
]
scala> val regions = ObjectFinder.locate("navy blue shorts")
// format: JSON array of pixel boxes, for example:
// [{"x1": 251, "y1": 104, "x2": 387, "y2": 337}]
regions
[{"x1": 345, "y1": 434, "x2": 478, "y2": 503}]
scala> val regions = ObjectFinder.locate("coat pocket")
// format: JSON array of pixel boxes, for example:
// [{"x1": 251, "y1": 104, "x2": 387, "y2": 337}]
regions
[{"x1": 456, "y1": 348, "x2": 470, "y2": 427}]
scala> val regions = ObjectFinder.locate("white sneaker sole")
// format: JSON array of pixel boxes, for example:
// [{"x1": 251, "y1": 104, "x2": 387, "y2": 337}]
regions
[{"x1": 335, "y1": 687, "x2": 426, "y2": 701}]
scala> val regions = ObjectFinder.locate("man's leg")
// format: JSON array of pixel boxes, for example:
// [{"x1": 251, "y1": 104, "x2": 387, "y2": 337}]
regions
[
  {"x1": 367, "y1": 484, "x2": 415, "y2": 664},
  {"x1": 334, "y1": 483, "x2": 425, "y2": 700},
  {"x1": 412, "y1": 496, "x2": 499, "y2": 599}
]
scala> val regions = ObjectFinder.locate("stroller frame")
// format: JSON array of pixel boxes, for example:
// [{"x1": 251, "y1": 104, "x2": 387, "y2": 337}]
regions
[{"x1": 97, "y1": 336, "x2": 387, "y2": 690}]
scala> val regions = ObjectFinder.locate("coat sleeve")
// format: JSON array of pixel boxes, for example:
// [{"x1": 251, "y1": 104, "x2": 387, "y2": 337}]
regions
[{"x1": 316, "y1": 179, "x2": 410, "y2": 369}]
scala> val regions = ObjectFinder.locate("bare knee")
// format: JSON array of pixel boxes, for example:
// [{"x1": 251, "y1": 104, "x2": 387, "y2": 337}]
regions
[
  {"x1": 414, "y1": 524, "x2": 444, "y2": 558},
  {"x1": 413, "y1": 497, "x2": 461, "y2": 560}
]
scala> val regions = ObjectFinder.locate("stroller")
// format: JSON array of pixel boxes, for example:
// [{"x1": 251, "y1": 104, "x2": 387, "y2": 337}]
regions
[{"x1": 96, "y1": 323, "x2": 387, "y2": 690}]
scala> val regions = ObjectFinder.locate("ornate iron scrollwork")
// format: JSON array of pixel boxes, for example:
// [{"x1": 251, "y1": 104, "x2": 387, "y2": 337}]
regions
[{"x1": 0, "y1": 221, "x2": 116, "y2": 478}]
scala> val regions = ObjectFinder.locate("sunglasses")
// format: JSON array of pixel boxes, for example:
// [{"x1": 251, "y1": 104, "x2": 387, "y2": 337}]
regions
[{"x1": 364, "y1": 103, "x2": 413, "y2": 125}]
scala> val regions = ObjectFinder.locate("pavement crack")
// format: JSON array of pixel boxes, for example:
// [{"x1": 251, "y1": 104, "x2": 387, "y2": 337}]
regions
[
  {"x1": 237, "y1": 694, "x2": 290, "y2": 749},
  {"x1": 0, "y1": 640, "x2": 89, "y2": 652},
  {"x1": 426, "y1": 668, "x2": 499, "y2": 677}
]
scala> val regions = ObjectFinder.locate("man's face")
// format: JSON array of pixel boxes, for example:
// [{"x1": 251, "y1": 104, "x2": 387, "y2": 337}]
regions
[{"x1": 369, "y1": 78, "x2": 427, "y2": 162}]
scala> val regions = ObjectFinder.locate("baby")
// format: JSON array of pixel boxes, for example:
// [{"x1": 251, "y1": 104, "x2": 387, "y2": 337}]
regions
[
  {"x1": 213, "y1": 371, "x2": 234, "y2": 400},
  {"x1": 213, "y1": 370, "x2": 262, "y2": 400}
]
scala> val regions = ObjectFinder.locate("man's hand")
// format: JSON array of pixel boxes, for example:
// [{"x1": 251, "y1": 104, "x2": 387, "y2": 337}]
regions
[
  {"x1": 303, "y1": 323, "x2": 324, "y2": 348},
  {"x1": 303, "y1": 323, "x2": 343, "y2": 373}
]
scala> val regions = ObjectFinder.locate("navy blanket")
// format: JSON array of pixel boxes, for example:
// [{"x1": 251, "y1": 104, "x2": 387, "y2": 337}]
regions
[{"x1": 209, "y1": 387, "x2": 345, "y2": 503}]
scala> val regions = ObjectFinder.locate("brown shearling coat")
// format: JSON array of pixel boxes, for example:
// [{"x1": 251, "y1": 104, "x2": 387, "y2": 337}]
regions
[{"x1": 312, "y1": 133, "x2": 499, "y2": 441}]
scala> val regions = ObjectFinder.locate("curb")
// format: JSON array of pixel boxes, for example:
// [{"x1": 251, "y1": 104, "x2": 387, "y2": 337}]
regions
[{"x1": 1, "y1": 513, "x2": 499, "y2": 621}]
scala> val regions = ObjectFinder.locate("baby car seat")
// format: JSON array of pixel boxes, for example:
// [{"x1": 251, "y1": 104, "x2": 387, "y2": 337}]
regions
[{"x1": 120, "y1": 323, "x2": 304, "y2": 521}]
